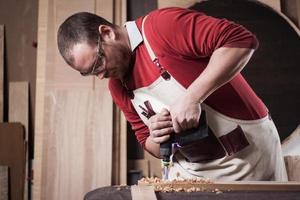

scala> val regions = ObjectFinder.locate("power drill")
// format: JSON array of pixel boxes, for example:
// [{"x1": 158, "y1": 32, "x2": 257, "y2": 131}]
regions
[{"x1": 160, "y1": 111, "x2": 208, "y2": 180}]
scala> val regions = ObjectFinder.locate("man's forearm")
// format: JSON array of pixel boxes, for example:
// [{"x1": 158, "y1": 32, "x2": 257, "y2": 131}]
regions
[
  {"x1": 187, "y1": 47, "x2": 255, "y2": 103},
  {"x1": 145, "y1": 136, "x2": 161, "y2": 158}
]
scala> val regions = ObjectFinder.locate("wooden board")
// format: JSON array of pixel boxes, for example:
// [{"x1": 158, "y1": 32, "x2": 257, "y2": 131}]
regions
[
  {"x1": 0, "y1": 25, "x2": 3, "y2": 122},
  {"x1": 33, "y1": 0, "x2": 116, "y2": 199},
  {"x1": 285, "y1": 155, "x2": 300, "y2": 181},
  {"x1": 128, "y1": 159, "x2": 150, "y2": 178},
  {"x1": 139, "y1": 181, "x2": 300, "y2": 191},
  {"x1": 144, "y1": 151, "x2": 162, "y2": 178},
  {"x1": 0, "y1": 166, "x2": 8, "y2": 200},
  {"x1": 9, "y1": 82, "x2": 29, "y2": 138},
  {"x1": 9, "y1": 81, "x2": 29, "y2": 200},
  {"x1": 95, "y1": 0, "x2": 127, "y2": 186},
  {"x1": 282, "y1": 126, "x2": 300, "y2": 156},
  {"x1": 131, "y1": 185, "x2": 157, "y2": 200},
  {"x1": 42, "y1": 90, "x2": 113, "y2": 200},
  {"x1": 0, "y1": 123, "x2": 25, "y2": 200}
]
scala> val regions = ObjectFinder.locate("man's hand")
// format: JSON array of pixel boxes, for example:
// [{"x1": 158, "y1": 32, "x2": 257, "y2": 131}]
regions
[
  {"x1": 170, "y1": 94, "x2": 201, "y2": 133},
  {"x1": 148, "y1": 108, "x2": 174, "y2": 144}
]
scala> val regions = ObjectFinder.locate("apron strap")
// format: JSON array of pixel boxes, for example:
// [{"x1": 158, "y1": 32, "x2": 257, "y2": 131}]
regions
[
  {"x1": 141, "y1": 16, "x2": 171, "y2": 80},
  {"x1": 142, "y1": 15, "x2": 156, "y2": 61}
]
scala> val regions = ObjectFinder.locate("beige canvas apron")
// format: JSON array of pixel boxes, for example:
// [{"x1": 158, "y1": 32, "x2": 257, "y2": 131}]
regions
[{"x1": 129, "y1": 16, "x2": 287, "y2": 181}]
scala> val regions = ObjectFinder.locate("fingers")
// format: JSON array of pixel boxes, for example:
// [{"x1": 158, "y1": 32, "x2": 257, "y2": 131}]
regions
[
  {"x1": 172, "y1": 114, "x2": 201, "y2": 133},
  {"x1": 149, "y1": 108, "x2": 173, "y2": 144},
  {"x1": 150, "y1": 127, "x2": 173, "y2": 143},
  {"x1": 149, "y1": 121, "x2": 173, "y2": 131}
]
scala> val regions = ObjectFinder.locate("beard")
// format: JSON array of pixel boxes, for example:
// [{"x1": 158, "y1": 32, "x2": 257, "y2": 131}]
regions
[{"x1": 104, "y1": 41, "x2": 132, "y2": 80}]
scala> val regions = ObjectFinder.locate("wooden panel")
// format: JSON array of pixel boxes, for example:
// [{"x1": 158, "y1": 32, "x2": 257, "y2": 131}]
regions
[
  {"x1": 128, "y1": 159, "x2": 150, "y2": 177},
  {"x1": 9, "y1": 82, "x2": 29, "y2": 200},
  {"x1": 95, "y1": 0, "x2": 127, "y2": 186},
  {"x1": 42, "y1": 90, "x2": 112, "y2": 200},
  {"x1": 34, "y1": 0, "x2": 115, "y2": 199},
  {"x1": 96, "y1": 0, "x2": 113, "y2": 22},
  {"x1": 131, "y1": 185, "x2": 157, "y2": 200},
  {"x1": 9, "y1": 82, "x2": 29, "y2": 138},
  {"x1": 282, "y1": 126, "x2": 300, "y2": 156},
  {"x1": 144, "y1": 151, "x2": 161, "y2": 178},
  {"x1": 0, "y1": 123, "x2": 25, "y2": 200},
  {"x1": 0, "y1": 166, "x2": 8, "y2": 200},
  {"x1": 285, "y1": 156, "x2": 300, "y2": 181},
  {"x1": 0, "y1": 25, "x2": 3, "y2": 122}
]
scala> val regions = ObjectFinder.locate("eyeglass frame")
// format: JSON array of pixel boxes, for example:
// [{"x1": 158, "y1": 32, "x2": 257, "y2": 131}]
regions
[{"x1": 80, "y1": 36, "x2": 105, "y2": 76}]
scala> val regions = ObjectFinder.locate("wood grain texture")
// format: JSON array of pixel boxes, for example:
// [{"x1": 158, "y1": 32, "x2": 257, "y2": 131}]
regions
[
  {"x1": 131, "y1": 185, "x2": 157, "y2": 200},
  {"x1": 34, "y1": 0, "x2": 114, "y2": 199},
  {"x1": 144, "y1": 151, "x2": 161, "y2": 178},
  {"x1": 282, "y1": 126, "x2": 300, "y2": 156},
  {"x1": 9, "y1": 82, "x2": 29, "y2": 138},
  {"x1": 0, "y1": 123, "x2": 25, "y2": 200},
  {"x1": 0, "y1": 166, "x2": 8, "y2": 200},
  {"x1": 0, "y1": 25, "x2": 3, "y2": 122},
  {"x1": 43, "y1": 90, "x2": 112, "y2": 200},
  {"x1": 9, "y1": 81, "x2": 29, "y2": 200},
  {"x1": 285, "y1": 156, "x2": 300, "y2": 181},
  {"x1": 95, "y1": 0, "x2": 127, "y2": 186},
  {"x1": 128, "y1": 159, "x2": 150, "y2": 178}
]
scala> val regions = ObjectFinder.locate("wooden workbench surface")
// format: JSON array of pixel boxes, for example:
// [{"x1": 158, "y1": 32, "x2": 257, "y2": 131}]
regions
[{"x1": 84, "y1": 184, "x2": 300, "y2": 200}]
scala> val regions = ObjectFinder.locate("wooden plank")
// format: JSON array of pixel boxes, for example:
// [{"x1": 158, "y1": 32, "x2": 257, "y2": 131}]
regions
[
  {"x1": 40, "y1": 90, "x2": 112, "y2": 200},
  {"x1": 282, "y1": 126, "x2": 300, "y2": 156},
  {"x1": 139, "y1": 181, "x2": 300, "y2": 191},
  {"x1": 0, "y1": 25, "x2": 3, "y2": 122},
  {"x1": 9, "y1": 82, "x2": 29, "y2": 139},
  {"x1": 144, "y1": 151, "x2": 161, "y2": 178},
  {"x1": 0, "y1": 166, "x2": 8, "y2": 200},
  {"x1": 119, "y1": 113, "x2": 127, "y2": 184},
  {"x1": 9, "y1": 81, "x2": 29, "y2": 200},
  {"x1": 285, "y1": 155, "x2": 300, "y2": 181},
  {"x1": 0, "y1": 123, "x2": 25, "y2": 200},
  {"x1": 95, "y1": 0, "x2": 127, "y2": 186},
  {"x1": 128, "y1": 159, "x2": 150, "y2": 178},
  {"x1": 34, "y1": 0, "x2": 114, "y2": 199},
  {"x1": 131, "y1": 185, "x2": 157, "y2": 200}
]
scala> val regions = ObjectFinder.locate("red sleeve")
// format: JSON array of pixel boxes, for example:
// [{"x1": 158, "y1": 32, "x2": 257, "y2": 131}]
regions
[
  {"x1": 146, "y1": 7, "x2": 259, "y2": 58},
  {"x1": 108, "y1": 79, "x2": 149, "y2": 148}
]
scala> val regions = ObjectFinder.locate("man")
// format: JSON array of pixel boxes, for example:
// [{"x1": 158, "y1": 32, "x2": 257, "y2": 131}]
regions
[{"x1": 57, "y1": 7, "x2": 287, "y2": 181}]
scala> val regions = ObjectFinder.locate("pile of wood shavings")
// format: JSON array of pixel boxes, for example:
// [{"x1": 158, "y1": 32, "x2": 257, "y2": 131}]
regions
[{"x1": 139, "y1": 177, "x2": 222, "y2": 193}]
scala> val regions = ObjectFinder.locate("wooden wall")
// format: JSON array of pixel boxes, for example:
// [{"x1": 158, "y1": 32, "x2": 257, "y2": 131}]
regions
[{"x1": 33, "y1": 0, "x2": 126, "y2": 199}]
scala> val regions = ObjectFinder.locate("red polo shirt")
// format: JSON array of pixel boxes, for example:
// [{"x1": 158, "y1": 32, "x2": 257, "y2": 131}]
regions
[{"x1": 109, "y1": 7, "x2": 268, "y2": 147}]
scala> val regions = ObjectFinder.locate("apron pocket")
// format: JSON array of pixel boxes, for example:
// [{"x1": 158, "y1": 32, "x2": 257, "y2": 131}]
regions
[
  {"x1": 219, "y1": 125, "x2": 250, "y2": 156},
  {"x1": 178, "y1": 127, "x2": 226, "y2": 162}
]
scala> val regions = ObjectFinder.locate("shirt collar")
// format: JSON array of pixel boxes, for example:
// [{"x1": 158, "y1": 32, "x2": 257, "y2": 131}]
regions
[{"x1": 124, "y1": 21, "x2": 143, "y2": 51}]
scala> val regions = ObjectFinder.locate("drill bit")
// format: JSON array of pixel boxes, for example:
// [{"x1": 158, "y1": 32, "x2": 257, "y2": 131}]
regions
[
  {"x1": 160, "y1": 136, "x2": 173, "y2": 180},
  {"x1": 161, "y1": 159, "x2": 170, "y2": 180}
]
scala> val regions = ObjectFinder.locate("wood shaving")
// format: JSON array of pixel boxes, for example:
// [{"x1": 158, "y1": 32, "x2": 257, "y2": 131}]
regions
[{"x1": 139, "y1": 177, "x2": 222, "y2": 193}]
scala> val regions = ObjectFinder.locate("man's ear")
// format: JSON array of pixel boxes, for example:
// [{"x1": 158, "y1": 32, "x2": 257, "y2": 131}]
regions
[{"x1": 99, "y1": 25, "x2": 116, "y2": 42}]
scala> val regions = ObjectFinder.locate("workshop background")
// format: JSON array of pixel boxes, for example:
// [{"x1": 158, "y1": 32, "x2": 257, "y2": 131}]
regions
[{"x1": 0, "y1": 0, "x2": 299, "y2": 200}]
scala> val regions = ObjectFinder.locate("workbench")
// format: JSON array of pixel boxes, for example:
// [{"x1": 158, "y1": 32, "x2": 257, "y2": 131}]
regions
[{"x1": 84, "y1": 185, "x2": 300, "y2": 200}]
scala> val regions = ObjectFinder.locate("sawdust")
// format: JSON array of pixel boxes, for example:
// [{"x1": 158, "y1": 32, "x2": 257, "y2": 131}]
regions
[{"x1": 139, "y1": 177, "x2": 222, "y2": 193}]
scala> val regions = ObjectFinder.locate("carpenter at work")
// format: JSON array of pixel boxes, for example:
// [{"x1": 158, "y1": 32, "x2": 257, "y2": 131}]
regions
[{"x1": 57, "y1": 7, "x2": 287, "y2": 181}]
